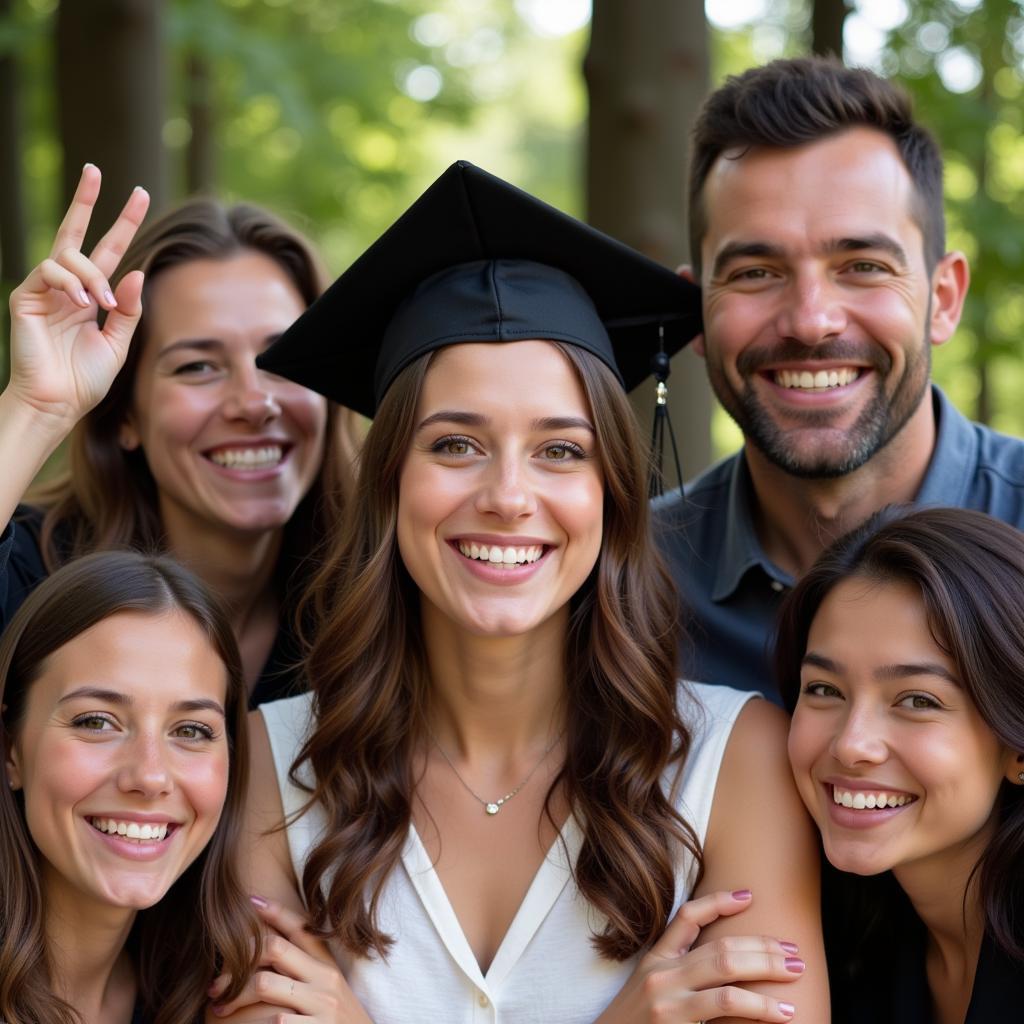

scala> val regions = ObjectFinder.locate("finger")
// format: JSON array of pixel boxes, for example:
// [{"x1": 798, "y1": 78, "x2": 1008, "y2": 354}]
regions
[
  {"x1": 88, "y1": 185, "x2": 150, "y2": 278},
  {"x1": 29, "y1": 257, "x2": 93, "y2": 308},
  {"x1": 50, "y1": 164, "x2": 101, "y2": 259},
  {"x1": 251, "y1": 896, "x2": 331, "y2": 962},
  {"x1": 102, "y1": 270, "x2": 145, "y2": 356},
  {"x1": 649, "y1": 889, "x2": 754, "y2": 959},
  {"x1": 52, "y1": 246, "x2": 118, "y2": 309},
  {"x1": 679, "y1": 948, "x2": 806, "y2": 991},
  {"x1": 211, "y1": 970, "x2": 306, "y2": 1018},
  {"x1": 687, "y1": 984, "x2": 796, "y2": 1022}
]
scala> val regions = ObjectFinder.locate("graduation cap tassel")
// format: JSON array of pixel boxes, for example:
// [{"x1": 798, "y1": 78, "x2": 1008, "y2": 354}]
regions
[{"x1": 648, "y1": 325, "x2": 684, "y2": 499}]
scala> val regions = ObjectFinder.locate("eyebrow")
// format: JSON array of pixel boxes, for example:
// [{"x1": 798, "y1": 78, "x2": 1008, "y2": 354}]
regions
[
  {"x1": 711, "y1": 232, "x2": 909, "y2": 278},
  {"x1": 416, "y1": 411, "x2": 595, "y2": 433},
  {"x1": 57, "y1": 687, "x2": 226, "y2": 716},
  {"x1": 155, "y1": 335, "x2": 284, "y2": 360},
  {"x1": 801, "y1": 652, "x2": 959, "y2": 685}
]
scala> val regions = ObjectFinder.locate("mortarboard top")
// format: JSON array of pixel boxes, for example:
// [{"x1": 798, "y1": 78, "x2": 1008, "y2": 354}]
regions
[{"x1": 257, "y1": 160, "x2": 702, "y2": 418}]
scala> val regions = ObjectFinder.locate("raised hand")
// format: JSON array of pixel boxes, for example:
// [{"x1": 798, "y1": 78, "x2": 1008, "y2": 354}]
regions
[
  {"x1": 7, "y1": 163, "x2": 149, "y2": 429},
  {"x1": 596, "y1": 890, "x2": 802, "y2": 1023},
  {"x1": 207, "y1": 897, "x2": 373, "y2": 1023}
]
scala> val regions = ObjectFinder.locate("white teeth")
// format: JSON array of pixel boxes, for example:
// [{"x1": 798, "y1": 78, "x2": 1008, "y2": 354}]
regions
[
  {"x1": 774, "y1": 368, "x2": 860, "y2": 390},
  {"x1": 209, "y1": 445, "x2": 284, "y2": 469},
  {"x1": 88, "y1": 817, "x2": 170, "y2": 841},
  {"x1": 832, "y1": 787, "x2": 913, "y2": 809},
  {"x1": 457, "y1": 542, "x2": 543, "y2": 566}
]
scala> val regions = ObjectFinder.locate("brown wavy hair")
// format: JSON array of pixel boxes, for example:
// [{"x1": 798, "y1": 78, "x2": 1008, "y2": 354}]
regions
[
  {"x1": 292, "y1": 342, "x2": 700, "y2": 961},
  {"x1": 0, "y1": 549, "x2": 261, "y2": 1024},
  {"x1": 30, "y1": 198, "x2": 356, "y2": 572}
]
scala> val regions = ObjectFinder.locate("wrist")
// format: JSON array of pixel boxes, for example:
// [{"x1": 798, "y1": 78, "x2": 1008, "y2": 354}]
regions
[{"x1": 0, "y1": 388, "x2": 78, "y2": 452}]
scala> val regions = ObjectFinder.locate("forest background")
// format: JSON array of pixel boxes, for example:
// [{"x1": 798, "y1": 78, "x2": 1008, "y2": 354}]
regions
[{"x1": 1, "y1": 0, "x2": 1022, "y2": 477}]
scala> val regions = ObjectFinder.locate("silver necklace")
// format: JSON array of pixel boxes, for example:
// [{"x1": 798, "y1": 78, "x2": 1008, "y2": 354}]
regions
[{"x1": 429, "y1": 729, "x2": 564, "y2": 815}]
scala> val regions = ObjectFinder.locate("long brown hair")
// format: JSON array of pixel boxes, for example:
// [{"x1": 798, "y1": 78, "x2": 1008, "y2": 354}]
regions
[
  {"x1": 0, "y1": 550, "x2": 260, "y2": 1024},
  {"x1": 775, "y1": 506, "x2": 1024, "y2": 976},
  {"x1": 31, "y1": 198, "x2": 354, "y2": 570},
  {"x1": 293, "y1": 342, "x2": 700, "y2": 961}
]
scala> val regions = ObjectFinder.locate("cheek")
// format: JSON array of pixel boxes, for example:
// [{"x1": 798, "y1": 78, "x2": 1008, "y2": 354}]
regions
[
  {"x1": 281, "y1": 386, "x2": 329, "y2": 441},
  {"x1": 180, "y1": 750, "x2": 231, "y2": 829},
  {"x1": 787, "y1": 713, "x2": 826, "y2": 794}
]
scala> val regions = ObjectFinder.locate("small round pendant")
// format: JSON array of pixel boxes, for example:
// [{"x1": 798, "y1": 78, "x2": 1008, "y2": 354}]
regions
[{"x1": 485, "y1": 802, "x2": 500, "y2": 815}]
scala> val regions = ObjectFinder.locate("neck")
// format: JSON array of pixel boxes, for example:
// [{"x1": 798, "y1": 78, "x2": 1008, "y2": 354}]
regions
[
  {"x1": 421, "y1": 603, "x2": 568, "y2": 759},
  {"x1": 44, "y1": 871, "x2": 136, "y2": 1022},
  {"x1": 164, "y1": 517, "x2": 282, "y2": 631},
  {"x1": 747, "y1": 392, "x2": 936, "y2": 577},
  {"x1": 893, "y1": 828, "x2": 990, "y2": 995}
]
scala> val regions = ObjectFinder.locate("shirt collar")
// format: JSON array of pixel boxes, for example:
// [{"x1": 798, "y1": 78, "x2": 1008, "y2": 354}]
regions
[
  {"x1": 711, "y1": 453, "x2": 792, "y2": 602},
  {"x1": 915, "y1": 385, "x2": 977, "y2": 507}
]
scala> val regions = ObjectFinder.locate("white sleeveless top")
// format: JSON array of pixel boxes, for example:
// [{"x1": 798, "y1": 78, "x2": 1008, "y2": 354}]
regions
[{"x1": 260, "y1": 681, "x2": 756, "y2": 1024}]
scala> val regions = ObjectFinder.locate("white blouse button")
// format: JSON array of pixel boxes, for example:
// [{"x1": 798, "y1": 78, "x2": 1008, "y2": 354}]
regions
[{"x1": 478, "y1": 992, "x2": 490, "y2": 1008}]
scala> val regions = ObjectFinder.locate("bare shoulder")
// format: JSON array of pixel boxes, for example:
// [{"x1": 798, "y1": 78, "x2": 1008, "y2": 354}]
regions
[
  {"x1": 242, "y1": 707, "x2": 305, "y2": 915},
  {"x1": 694, "y1": 696, "x2": 830, "y2": 1022}
]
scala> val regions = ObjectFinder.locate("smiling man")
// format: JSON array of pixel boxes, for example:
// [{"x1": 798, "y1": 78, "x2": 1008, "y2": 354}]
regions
[{"x1": 655, "y1": 57, "x2": 1024, "y2": 701}]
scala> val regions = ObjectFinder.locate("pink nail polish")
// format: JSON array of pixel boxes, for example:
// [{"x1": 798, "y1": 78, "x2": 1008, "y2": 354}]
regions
[
  {"x1": 249, "y1": 894, "x2": 268, "y2": 908},
  {"x1": 78, "y1": 290, "x2": 90, "y2": 306},
  {"x1": 785, "y1": 957, "x2": 805, "y2": 974},
  {"x1": 780, "y1": 941, "x2": 799, "y2": 955},
  {"x1": 731, "y1": 888, "x2": 753, "y2": 900},
  {"x1": 779, "y1": 1003, "x2": 796, "y2": 1018},
  {"x1": 103, "y1": 290, "x2": 116, "y2": 307}
]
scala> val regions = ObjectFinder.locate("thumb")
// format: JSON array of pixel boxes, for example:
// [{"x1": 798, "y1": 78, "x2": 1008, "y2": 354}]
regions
[
  {"x1": 647, "y1": 889, "x2": 753, "y2": 961},
  {"x1": 101, "y1": 270, "x2": 144, "y2": 358}
]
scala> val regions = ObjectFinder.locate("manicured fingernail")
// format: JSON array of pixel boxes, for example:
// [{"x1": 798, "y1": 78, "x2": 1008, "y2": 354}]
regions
[
  {"x1": 780, "y1": 941, "x2": 799, "y2": 955},
  {"x1": 731, "y1": 889, "x2": 752, "y2": 900},
  {"x1": 785, "y1": 957, "x2": 805, "y2": 974},
  {"x1": 779, "y1": 1003, "x2": 796, "y2": 1018},
  {"x1": 78, "y1": 290, "x2": 90, "y2": 306},
  {"x1": 103, "y1": 290, "x2": 116, "y2": 307},
  {"x1": 250, "y1": 894, "x2": 268, "y2": 908},
  {"x1": 212, "y1": 1006, "x2": 229, "y2": 1017},
  {"x1": 83, "y1": 162, "x2": 95, "y2": 170}
]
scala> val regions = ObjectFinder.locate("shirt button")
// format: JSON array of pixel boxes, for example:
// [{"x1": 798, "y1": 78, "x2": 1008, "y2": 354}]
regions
[
  {"x1": 478, "y1": 992, "x2": 490, "y2": 1008},
  {"x1": 770, "y1": 580, "x2": 785, "y2": 592}
]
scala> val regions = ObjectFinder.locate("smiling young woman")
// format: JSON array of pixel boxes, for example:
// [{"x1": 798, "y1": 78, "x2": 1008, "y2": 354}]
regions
[
  {"x1": 776, "y1": 506, "x2": 1024, "y2": 1024},
  {"x1": 0, "y1": 165, "x2": 355, "y2": 706},
  {"x1": 0, "y1": 550, "x2": 259, "y2": 1024},
  {"x1": 211, "y1": 162, "x2": 830, "y2": 1024}
]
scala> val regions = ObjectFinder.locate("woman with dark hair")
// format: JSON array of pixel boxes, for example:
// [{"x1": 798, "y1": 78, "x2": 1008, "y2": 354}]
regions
[
  {"x1": 1, "y1": 165, "x2": 355, "y2": 706},
  {"x1": 216, "y1": 162, "x2": 828, "y2": 1023},
  {"x1": 778, "y1": 506, "x2": 1024, "y2": 1023},
  {"x1": 0, "y1": 549, "x2": 261, "y2": 1023}
]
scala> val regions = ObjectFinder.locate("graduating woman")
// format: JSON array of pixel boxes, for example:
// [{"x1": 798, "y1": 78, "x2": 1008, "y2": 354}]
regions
[{"x1": 220, "y1": 162, "x2": 828, "y2": 1023}]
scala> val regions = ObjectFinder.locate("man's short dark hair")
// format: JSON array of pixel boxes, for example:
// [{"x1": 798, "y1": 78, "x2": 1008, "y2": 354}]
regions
[{"x1": 688, "y1": 57, "x2": 945, "y2": 274}]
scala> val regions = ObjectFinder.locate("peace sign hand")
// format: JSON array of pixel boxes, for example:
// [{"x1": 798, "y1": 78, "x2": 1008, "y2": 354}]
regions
[{"x1": 7, "y1": 163, "x2": 149, "y2": 432}]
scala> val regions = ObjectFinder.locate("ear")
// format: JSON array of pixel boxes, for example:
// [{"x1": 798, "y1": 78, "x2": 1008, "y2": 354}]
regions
[
  {"x1": 929, "y1": 251, "x2": 970, "y2": 349},
  {"x1": 675, "y1": 265, "x2": 706, "y2": 358},
  {"x1": 1005, "y1": 751, "x2": 1024, "y2": 787},
  {"x1": 5, "y1": 742, "x2": 22, "y2": 791},
  {"x1": 119, "y1": 415, "x2": 141, "y2": 452}
]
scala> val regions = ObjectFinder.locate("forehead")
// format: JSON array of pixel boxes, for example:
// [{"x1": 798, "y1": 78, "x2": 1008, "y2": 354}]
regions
[
  {"x1": 702, "y1": 127, "x2": 923, "y2": 260},
  {"x1": 419, "y1": 340, "x2": 592, "y2": 417},
  {"x1": 27, "y1": 610, "x2": 228, "y2": 711},
  {"x1": 145, "y1": 251, "x2": 306, "y2": 339}
]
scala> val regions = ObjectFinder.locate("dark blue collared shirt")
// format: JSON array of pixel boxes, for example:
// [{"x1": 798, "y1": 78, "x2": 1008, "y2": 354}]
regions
[{"x1": 653, "y1": 386, "x2": 1024, "y2": 703}]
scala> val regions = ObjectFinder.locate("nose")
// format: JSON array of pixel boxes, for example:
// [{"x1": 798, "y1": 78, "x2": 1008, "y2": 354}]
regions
[
  {"x1": 776, "y1": 268, "x2": 848, "y2": 346},
  {"x1": 474, "y1": 454, "x2": 537, "y2": 520},
  {"x1": 222, "y1": 366, "x2": 282, "y2": 425},
  {"x1": 116, "y1": 732, "x2": 173, "y2": 798},
  {"x1": 829, "y1": 703, "x2": 888, "y2": 768}
]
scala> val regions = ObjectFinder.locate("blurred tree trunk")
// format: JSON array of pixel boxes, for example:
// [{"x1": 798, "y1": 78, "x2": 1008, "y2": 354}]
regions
[
  {"x1": 585, "y1": 0, "x2": 712, "y2": 481},
  {"x1": 186, "y1": 50, "x2": 215, "y2": 194},
  {"x1": 0, "y1": 0, "x2": 27, "y2": 376},
  {"x1": 811, "y1": 0, "x2": 848, "y2": 58},
  {"x1": 56, "y1": 0, "x2": 166, "y2": 249}
]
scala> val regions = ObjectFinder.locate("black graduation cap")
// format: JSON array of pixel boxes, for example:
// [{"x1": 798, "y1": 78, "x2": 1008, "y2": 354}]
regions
[{"x1": 257, "y1": 160, "x2": 702, "y2": 420}]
